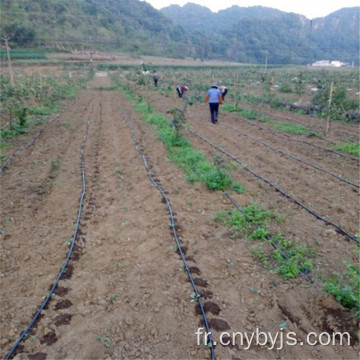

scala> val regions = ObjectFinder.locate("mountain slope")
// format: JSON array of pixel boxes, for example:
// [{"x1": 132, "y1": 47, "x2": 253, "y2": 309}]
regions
[
  {"x1": 162, "y1": 4, "x2": 359, "y2": 64},
  {"x1": 0, "y1": 0, "x2": 195, "y2": 58},
  {"x1": 0, "y1": 0, "x2": 358, "y2": 65}
]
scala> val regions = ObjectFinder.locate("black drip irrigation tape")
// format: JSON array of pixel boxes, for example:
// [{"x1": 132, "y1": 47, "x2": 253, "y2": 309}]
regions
[
  {"x1": 223, "y1": 124, "x2": 359, "y2": 189},
  {"x1": 235, "y1": 114, "x2": 360, "y2": 164},
  {"x1": 125, "y1": 116, "x2": 215, "y2": 360},
  {"x1": 4, "y1": 115, "x2": 90, "y2": 360},
  {"x1": 190, "y1": 128, "x2": 360, "y2": 246},
  {"x1": 0, "y1": 111, "x2": 63, "y2": 174}
]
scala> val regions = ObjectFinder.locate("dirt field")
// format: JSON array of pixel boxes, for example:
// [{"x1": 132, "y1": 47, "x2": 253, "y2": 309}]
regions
[{"x1": 1, "y1": 73, "x2": 359, "y2": 360}]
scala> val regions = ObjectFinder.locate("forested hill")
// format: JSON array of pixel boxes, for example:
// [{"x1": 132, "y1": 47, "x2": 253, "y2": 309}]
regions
[
  {"x1": 0, "y1": 0, "x2": 359, "y2": 65},
  {"x1": 161, "y1": 4, "x2": 359, "y2": 65},
  {"x1": 0, "y1": 0, "x2": 197, "y2": 58}
]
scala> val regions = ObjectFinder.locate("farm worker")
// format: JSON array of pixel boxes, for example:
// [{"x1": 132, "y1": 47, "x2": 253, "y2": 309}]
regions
[
  {"x1": 219, "y1": 85, "x2": 228, "y2": 101},
  {"x1": 176, "y1": 84, "x2": 188, "y2": 98},
  {"x1": 153, "y1": 70, "x2": 159, "y2": 87},
  {"x1": 203, "y1": 83, "x2": 223, "y2": 124}
]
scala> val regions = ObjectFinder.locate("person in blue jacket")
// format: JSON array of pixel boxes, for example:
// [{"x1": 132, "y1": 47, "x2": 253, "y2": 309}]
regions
[{"x1": 203, "y1": 83, "x2": 223, "y2": 124}]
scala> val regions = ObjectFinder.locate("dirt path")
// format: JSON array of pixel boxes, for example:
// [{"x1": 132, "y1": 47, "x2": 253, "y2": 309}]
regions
[{"x1": 1, "y1": 75, "x2": 359, "y2": 360}]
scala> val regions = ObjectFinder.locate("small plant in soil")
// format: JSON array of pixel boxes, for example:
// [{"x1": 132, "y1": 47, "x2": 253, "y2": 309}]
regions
[
  {"x1": 109, "y1": 291, "x2": 119, "y2": 304},
  {"x1": 96, "y1": 335, "x2": 111, "y2": 348}
]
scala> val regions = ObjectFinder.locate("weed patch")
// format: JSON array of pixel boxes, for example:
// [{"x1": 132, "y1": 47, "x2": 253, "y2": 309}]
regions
[
  {"x1": 274, "y1": 123, "x2": 309, "y2": 134},
  {"x1": 324, "y1": 255, "x2": 360, "y2": 319},
  {"x1": 215, "y1": 204, "x2": 315, "y2": 280},
  {"x1": 333, "y1": 141, "x2": 360, "y2": 157}
]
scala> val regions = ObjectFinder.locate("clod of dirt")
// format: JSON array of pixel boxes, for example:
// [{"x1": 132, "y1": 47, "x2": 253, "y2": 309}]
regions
[
  {"x1": 53, "y1": 286, "x2": 70, "y2": 297},
  {"x1": 195, "y1": 301, "x2": 221, "y2": 315},
  {"x1": 71, "y1": 251, "x2": 81, "y2": 261},
  {"x1": 188, "y1": 266, "x2": 201, "y2": 275},
  {"x1": 60, "y1": 264, "x2": 74, "y2": 280},
  {"x1": 54, "y1": 299, "x2": 73, "y2": 310},
  {"x1": 193, "y1": 278, "x2": 208, "y2": 287},
  {"x1": 185, "y1": 256, "x2": 195, "y2": 262},
  {"x1": 176, "y1": 246, "x2": 187, "y2": 256},
  {"x1": 200, "y1": 290, "x2": 213, "y2": 299},
  {"x1": 209, "y1": 318, "x2": 231, "y2": 331},
  {"x1": 28, "y1": 352, "x2": 47, "y2": 360},
  {"x1": 40, "y1": 330, "x2": 57, "y2": 345},
  {"x1": 54, "y1": 313, "x2": 72, "y2": 327}
]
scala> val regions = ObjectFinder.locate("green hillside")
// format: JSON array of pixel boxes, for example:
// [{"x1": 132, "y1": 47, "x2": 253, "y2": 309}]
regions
[
  {"x1": 0, "y1": 0, "x2": 198, "y2": 58},
  {"x1": 0, "y1": 0, "x2": 359, "y2": 65}
]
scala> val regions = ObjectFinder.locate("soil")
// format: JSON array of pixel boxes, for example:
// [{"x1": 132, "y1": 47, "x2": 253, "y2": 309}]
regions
[{"x1": 1, "y1": 73, "x2": 359, "y2": 360}]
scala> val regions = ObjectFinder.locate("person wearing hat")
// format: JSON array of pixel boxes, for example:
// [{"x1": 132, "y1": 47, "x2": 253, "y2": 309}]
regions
[
  {"x1": 176, "y1": 84, "x2": 188, "y2": 98},
  {"x1": 219, "y1": 85, "x2": 228, "y2": 101},
  {"x1": 203, "y1": 83, "x2": 223, "y2": 124}
]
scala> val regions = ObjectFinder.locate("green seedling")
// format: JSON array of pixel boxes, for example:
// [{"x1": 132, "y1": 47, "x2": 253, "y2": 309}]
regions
[
  {"x1": 96, "y1": 335, "x2": 111, "y2": 348},
  {"x1": 109, "y1": 291, "x2": 119, "y2": 304},
  {"x1": 249, "y1": 287, "x2": 262, "y2": 294},
  {"x1": 227, "y1": 258, "x2": 234, "y2": 267}
]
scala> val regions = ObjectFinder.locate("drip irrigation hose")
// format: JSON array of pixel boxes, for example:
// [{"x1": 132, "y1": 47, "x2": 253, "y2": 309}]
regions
[
  {"x1": 125, "y1": 116, "x2": 215, "y2": 360},
  {"x1": 190, "y1": 129, "x2": 360, "y2": 246},
  {"x1": 5, "y1": 117, "x2": 90, "y2": 360},
  {"x1": 234, "y1": 114, "x2": 360, "y2": 163},
  {"x1": 223, "y1": 124, "x2": 359, "y2": 189}
]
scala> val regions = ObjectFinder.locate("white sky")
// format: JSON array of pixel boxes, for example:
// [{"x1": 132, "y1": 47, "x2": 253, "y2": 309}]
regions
[{"x1": 143, "y1": 0, "x2": 359, "y2": 19}]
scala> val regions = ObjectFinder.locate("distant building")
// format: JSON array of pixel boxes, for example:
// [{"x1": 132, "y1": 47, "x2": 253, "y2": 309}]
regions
[{"x1": 312, "y1": 60, "x2": 345, "y2": 67}]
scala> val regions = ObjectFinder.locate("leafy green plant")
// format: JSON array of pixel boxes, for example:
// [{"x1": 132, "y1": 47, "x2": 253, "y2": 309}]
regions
[
  {"x1": 333, "y1": 141, "x2": 360, "y2": 157},
  {"x1": 324, "y1": 258, "x2": 360, "y2": 319},
  {"x1": 109, "y1": 291, "x2": 119, "y2": 304},
  {"x1": 215, "y1": 203, "x2": 276, "y2": 239},
  {"x1": 251, "y1": 247, "x2": 269, "y2": 267},
  {"x1": 232, "y1": 183, "x2": 246, "y2": 194}
]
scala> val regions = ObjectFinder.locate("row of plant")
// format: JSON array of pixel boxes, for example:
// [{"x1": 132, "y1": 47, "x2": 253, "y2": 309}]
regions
[
  {"x1": 120, "y1": 64, "x2": 359, "y2": 156},
  {"x1": 0, "y1": 49, "x2": 46, "y2": 60},
  {"x1": 117, "y1": 64, "x2": 359, "y2": 122},
  {"x1": 0, "y1": 68, "x2": 93, "y2": 147}
]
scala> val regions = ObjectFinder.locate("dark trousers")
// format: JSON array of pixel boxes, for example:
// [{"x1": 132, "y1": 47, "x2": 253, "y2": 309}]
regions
[
  {"x1": 176, "y1": 87, "x2": 182, "y2": 98},
  {"x1": 222, "y1": 89, "x2": 228, "y2": 101},
  {"x1": 209, "y1": 103, "x2": 219, "y2": 123}
]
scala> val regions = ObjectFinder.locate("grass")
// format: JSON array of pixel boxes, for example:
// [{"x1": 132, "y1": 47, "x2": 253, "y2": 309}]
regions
[
  {"x1": 274, "y1": 123, "x2": 309, "y2": 134},
  {"x1": 333, "y1": 141, "x2": 360, "y2": 157},
  {"x1": 222, "y1": 104, "x2": 258, "y2": 119}
]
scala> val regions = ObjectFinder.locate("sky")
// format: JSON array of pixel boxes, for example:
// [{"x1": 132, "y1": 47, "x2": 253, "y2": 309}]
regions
[{"x1": 143, "y1": 0, "x2": 359, "y2": 19}]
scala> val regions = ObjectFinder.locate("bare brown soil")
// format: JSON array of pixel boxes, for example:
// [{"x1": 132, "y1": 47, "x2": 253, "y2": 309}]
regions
[{"x1": 1, "y1": 74, "x2": 359, "y2": 360}]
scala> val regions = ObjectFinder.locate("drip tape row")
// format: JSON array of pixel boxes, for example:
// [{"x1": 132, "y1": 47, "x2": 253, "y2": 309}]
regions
[
  {"x1": 124, "y1": 113, "x2": 216, "y2": 360},
  {"x1": 235, "y1": 114, "x2": 360, "y2": 163},
  {"x1": 5, "y1": 111, "x2": 91, "y2": 360},
  {"x1": 190, "y1": 128, "x2": 359, "y2": 246},
  {"x1": 222, "y1": 123, "x2": 359, "y2": 188}
]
